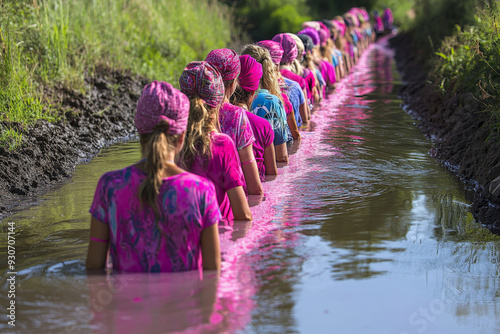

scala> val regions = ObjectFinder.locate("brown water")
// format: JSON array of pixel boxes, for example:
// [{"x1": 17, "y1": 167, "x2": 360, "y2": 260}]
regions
[{"x1": 2, "y1": 36, "x2": 500, "y2": 334}]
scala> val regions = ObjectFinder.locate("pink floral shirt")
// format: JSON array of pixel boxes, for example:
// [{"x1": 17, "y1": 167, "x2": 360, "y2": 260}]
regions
[
  {"x1": 219, "y1": 102, "x2": 255, "y2": 150},
  {"x1": 89, "y1": 167, "x2": 221, "y2": 273}
]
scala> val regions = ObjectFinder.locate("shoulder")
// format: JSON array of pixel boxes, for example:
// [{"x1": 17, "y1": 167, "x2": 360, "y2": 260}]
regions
[
  {"x1": 175, "y1": 172, "x2": 216, "y2": 192},
  {"x1": 211, "y1": 132, "x2": 237, "y2": 149},
  {"x1": 222, "y1": 102, "x2": 244, "y2": 114}
]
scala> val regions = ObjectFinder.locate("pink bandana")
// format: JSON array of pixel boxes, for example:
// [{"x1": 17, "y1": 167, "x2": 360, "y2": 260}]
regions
[
  {"x1": 135, "y1": 81, "x2": 190, "y2": 134},
  {"x1": 239, "y1": 55, "x2": 262, "y2": 92},
  {"x1": 179, "y1": 61, "x2": 224, "y2": 108},
  {"x1": 272, "y1": 33, "x2": 298, "y2": 64},
  {"x1": 297, "y1": 27, "x2": 320, "y2": 46},
  {"x1": 205, "y1": 48, "x2": 241, "y2": 82},
  {"x1": 255, "y1": 40, "x2": 284, "y2": 65}
]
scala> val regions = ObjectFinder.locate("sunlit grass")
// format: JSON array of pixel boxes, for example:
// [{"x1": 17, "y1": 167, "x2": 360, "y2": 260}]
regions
[{"x1": 0, "y1": 0, "x2": 232, "y2": 149}]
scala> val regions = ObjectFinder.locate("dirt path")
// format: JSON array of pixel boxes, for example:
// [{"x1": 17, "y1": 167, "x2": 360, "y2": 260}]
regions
[{"x1": 390, "y1": 33, "x2": 500, "y2": 231}]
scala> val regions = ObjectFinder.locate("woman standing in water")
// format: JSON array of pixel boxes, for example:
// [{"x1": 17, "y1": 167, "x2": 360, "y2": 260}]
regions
[
  {"x1": 205, "y1": 48, "x2": 263, "y2": 195},
  {"x1": 231, "y1": 55, "x2": 277, "y2": 179},
  {"x1": 86, "y1": 81, "x2": 221, "y2": 272},
  {"x1": 179, "y1": 61, "x2": 252, "y2": 224}
]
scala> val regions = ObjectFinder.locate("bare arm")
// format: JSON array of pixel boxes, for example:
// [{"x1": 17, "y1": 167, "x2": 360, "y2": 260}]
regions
[
  {"x1": 227, "y1": 186, "x2": 252, "y2": 221},
  {"x1": 299, "y1": 102, "x2": 309, "y2": 124},
  {"x1": 238, "y1": 144, "x2": 263, "y2": 196},
  {"x1": 286, "y1": 111, "x2": 301, "y2": 140},
  {"x1": 275, "y1": 142, "x2": 288, "y2": 163},
  {"x1": 201, "y1": 223, "x2": 221, "y2": 270},
  {"x1": 86, "y1": 217, "x2": 109, "y2": 269},
  {"x1": 264, "y1": 144, "x2": 278, "y2": 175}
]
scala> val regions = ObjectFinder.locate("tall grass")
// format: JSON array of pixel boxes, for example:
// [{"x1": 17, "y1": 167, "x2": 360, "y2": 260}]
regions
[
  {"x1": 429, "y1": 2, "x2": 500, "y2": 133},
  {"x1": 0, "y1": 0, "x2": 232, "y2": 150}
]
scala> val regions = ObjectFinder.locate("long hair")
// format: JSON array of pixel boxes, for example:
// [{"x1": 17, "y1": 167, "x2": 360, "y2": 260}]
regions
[
  {"x1": 230, "y1": 85, "x2": 254, "y2": 110},
  {"x1": 240, "y1": 44, "x2": 284, "y2": 105},
  {"x1": 179, "y1": 96, "x2": 219, "y2": 170},
  {"x1": 138, "y1": 121, "x2": 181, "y2": 216}
]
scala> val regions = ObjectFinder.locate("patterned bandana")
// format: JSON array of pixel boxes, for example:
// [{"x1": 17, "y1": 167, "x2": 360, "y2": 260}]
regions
[
  {"x1": 255, "y1": 40, "x2": 284, "y2": 65},
  {"x1": 205, "y1": 48, "x2": 241, "y2": 82},
  {"x1": 179, "y1": 61, "x2": 224, "y2": 108},
  {"x1": 135, "y1": 81, "x2": 190, "y2": 134},
  {"x1": 272, "y1": 33, "x2": 298, "y2": 64}
]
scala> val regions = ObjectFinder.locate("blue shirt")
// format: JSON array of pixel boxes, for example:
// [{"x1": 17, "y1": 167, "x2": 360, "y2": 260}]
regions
[
  {"x1": 282, "y1": 78, "x2": 305, "y2": 127},
  {"x1": 251, "y1": 89, "x2": 290, "y2": 146}
]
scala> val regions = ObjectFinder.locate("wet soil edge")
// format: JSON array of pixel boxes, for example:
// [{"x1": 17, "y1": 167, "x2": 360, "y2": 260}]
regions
[
  {"x1": 0, "y1": 66, "x2": 150, "y2": 220},
  {"x1": 390, "y1": 33, "x2": 500, "y2": 231}
]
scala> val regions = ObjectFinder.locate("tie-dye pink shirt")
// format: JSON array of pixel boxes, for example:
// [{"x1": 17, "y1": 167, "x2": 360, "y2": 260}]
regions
[
  {"x1": 189, "y1": 132, "x2": 246, "y2": 225},
  {"x1": 89, "y1": 167, "x2": 221, "y2": 273},
  {"x1": 219, "y1": 102, "x2": 255, "y2": 150}
]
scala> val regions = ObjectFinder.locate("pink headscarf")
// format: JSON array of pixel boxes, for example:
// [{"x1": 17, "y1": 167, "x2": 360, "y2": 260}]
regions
[
  {"x1": 302, "y1": 21, "x2": 321, "y2": 31},
  {"x1": 178, "y1": 61, "x2": 224, "y2": 108},
  {"x1": 135, "y1": 81, "x2": 190, "y2": 135},
  {"x1": 255, "y1": 40, "x2": 284, "y2": 65},
  {"x1": 205, "y1": 48, "x2": 241, "y2": 82},
  {"x1": 238, "y1": 55, "x2": 262, "y2": 92},
  {"x1": 297, "y1": 27, "x2": 320, "y2": 46},
  {"x1": 272, "y1": 33, "x2": 298, "y2": 64},
  {"x1": 319, "y1": 29, "x2": 329, "y2": 46}
]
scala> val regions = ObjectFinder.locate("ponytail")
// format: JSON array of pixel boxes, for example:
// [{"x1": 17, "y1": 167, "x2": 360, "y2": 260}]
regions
[
  {"x1": 179, "y1": 96, "x2": 219, "y2": 170},
  {"x1": 138, "y1": 121, "x2": 180, "y2": 216}
]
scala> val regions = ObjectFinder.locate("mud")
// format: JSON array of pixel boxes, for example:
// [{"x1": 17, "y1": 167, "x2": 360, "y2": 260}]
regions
[
  {"x1": 0, "y1": 66, "x2": 149, "y2": 218},
  {"x1": 390, "y1": 33, "x2": 500, "y2": 231}
]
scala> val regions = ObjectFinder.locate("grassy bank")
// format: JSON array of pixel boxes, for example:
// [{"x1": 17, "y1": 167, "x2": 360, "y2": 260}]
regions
[
  {"x1": 0, "y1": 0, "x2": 232, "y2": 150},
  {"x1": 407, "y1": 0, "x2": 500, "y2": 134}
]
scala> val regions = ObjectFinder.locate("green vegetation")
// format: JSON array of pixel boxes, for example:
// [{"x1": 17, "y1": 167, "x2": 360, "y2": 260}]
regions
[
  {"x1": 0, "y1": 0, "x2": 232, "y2": 150},
  {"x1": 430, "y1": 2, "x2": 500, "y2": 129}
]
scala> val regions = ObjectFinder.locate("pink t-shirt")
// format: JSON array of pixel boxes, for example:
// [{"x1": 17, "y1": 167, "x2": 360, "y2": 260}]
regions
[
  {"x1": 303, "y1": 69, "x2": 316, "y2": 101},
  {"x1": 219, "y1": 102, "x2": 255, "y2": 150},
  {"x1": 89, "y1": 167, "x2": 221, "y2": 273},
  {"x1": 189, "y1": 132, "x2": 246, "y2": 224},
  {"x1": 320, "y1": 60, "x2": 336, "y2": 86},
  {"x1": 245, "y1": 111, "x2": 274, "y2": 180}
]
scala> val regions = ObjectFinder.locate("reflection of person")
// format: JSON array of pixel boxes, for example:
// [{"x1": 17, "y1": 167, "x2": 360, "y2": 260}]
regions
[
  {"x1": 87, "y1": 271, "x2": 220, "y2": 333},
  {"x1": 86, "y1": 81, "x2": 221, "y2": 272},
  {"x1": 179, "y1": 61, "x2": 252, "y2": 224}
]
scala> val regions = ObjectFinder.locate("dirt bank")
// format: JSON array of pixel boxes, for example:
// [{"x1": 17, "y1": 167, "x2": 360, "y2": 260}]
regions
[
  {"x1": 0, "y1": 66, "x2": 149, "y2": 219},
  {"x1": 390, "y1": 33, "x2": 500, "y2": 231}
]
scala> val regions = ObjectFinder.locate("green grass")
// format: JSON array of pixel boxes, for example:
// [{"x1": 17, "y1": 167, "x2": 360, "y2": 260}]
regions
[{"x1": 0, "y1": 0, "x2": 233, "y2": 149}]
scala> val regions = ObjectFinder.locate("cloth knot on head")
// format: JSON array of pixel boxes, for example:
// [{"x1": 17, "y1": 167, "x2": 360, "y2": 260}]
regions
[
  {"x1": 179, "y1": 61, "x2": 225, "y2": 108},
  {"x1": 134, "y1": 80, "x2": 189, "y2": 135},
  {"x1": 297, "y1": 27, "x2": 320, "y2": 46},
  {"x1": 272, "y1": 33, "x2": 298, "y2": 64},
  {"x1": 205, "y1": 48, "x2": 241, "y2": 82},
  {"x1": 238, "y1": 55, "x2": 262, "y2": 93},
  {"x1": 255, "y1": 40, "x2": 284, "y2": 65}
]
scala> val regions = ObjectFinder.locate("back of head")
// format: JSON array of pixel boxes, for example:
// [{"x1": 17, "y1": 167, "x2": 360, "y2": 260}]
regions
[
  {"x1": 205, "y1": 48, "x2": 241, "y2": 91},
  {"x1": 272, "y1": 33, "x2": 298, "y2": 65},
  {"x1": 179, "y1": 61, "x2": 225, "y2": 169},
  {"x1": 241, "y1": 44, "x2": 283, "y2": 104},
  {"x1": 135, "y1": 81, "x2": 190, "y2": 215}
]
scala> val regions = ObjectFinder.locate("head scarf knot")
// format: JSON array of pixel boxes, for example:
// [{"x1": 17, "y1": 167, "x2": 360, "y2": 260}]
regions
[
  {"x1": 255, "y1": 40, "x2": 284, "y2": 65},
  {"x1": 205, "y1": 48, "x2": 241, "y2": 82},
  {"x1": 272, "y1": 33, "x2": 298, "y2": 64},
  {"x1": 135, "y1": 81, "x2": 189, "y2": 134},
  {"x1": 238, "y1": 55, "x2": 262, "y2": 92},
  {"x1": 179, "y1": 61, "x2": 224, "y2": 108}
]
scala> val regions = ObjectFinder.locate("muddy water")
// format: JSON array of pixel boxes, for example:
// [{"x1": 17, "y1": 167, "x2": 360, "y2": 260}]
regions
[{"x1": 2, "y1": 35, "x2": 500, "y2": 334}]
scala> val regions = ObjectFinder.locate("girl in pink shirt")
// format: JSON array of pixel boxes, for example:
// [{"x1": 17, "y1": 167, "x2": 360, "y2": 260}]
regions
[
  {"x1": 86, "y1": 81, "x2": 221, "y2": 273},
  {"x1": 179, "y1": 61, "x2": 252, "y2": 225}
]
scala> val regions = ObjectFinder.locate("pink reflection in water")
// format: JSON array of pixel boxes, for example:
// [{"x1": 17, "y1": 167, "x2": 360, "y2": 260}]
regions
[{"x1": 83, "y1": 36, "x2": 396, "y2": 334}]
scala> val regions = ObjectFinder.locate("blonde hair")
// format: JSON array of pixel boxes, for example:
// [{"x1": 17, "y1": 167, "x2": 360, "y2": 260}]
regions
[
  {"x1": 138, "y1": 121, "x2": 181, "y2": 216},
  {"x1": 240, "y1": 44, "x2": 284, "y2": 104},
  {"x1": 179, "y1": 96, "x2": 220, "y2": 170}
]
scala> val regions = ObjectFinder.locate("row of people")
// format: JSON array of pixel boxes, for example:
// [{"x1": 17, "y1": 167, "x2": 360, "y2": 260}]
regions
[{"x1": 86, "y1": 7, "x2": 392, "y2": 273}]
